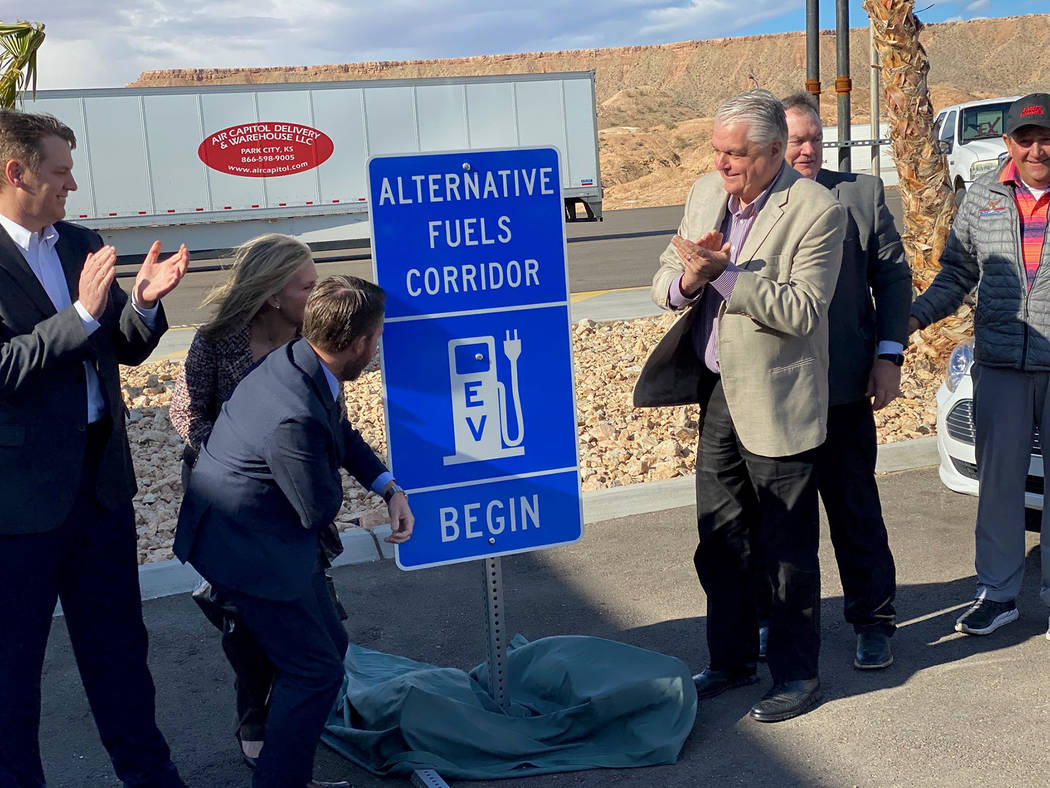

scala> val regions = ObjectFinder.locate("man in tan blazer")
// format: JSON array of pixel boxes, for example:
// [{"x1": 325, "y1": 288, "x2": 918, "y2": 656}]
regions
[{"x1": 634, "y1": 90, "x2": 845, "y2": 722}]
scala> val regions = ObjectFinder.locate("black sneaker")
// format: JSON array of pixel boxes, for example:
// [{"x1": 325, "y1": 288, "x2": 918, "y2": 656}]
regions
[{"x1": 955, "y1": 598, "x2": 1018, "y2": 635}]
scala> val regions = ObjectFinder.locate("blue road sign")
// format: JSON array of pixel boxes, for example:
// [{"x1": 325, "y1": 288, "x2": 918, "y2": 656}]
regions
[{"x1": 369, "y1": 147, "x2": 582, "y2": 570}]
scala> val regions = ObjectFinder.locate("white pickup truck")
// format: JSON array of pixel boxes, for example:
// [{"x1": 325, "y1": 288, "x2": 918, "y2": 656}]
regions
[{"x1": 934, "y1": 96, "x2": 1018, "y2": 204}]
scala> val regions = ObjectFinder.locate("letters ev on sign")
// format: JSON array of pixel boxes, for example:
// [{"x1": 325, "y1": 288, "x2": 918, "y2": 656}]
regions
[{"x1": 369, "y1": 147, "x2": 582, "y2": 570}]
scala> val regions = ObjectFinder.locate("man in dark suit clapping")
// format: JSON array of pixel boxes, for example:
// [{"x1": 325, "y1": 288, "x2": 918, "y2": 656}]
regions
[
  {"x1": 176, "y1": 275, "x2": 413, "y2": 788},
  {"x1": 0, "y1": 109, "x2": 189, "y2": 787},
  {"x1": 770, "y1": 92, "x2": 913, "y2": 670}
]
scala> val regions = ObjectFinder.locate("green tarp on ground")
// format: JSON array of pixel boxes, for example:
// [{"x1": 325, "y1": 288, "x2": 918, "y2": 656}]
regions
[{"x1": 321, "y1": 634, "x2": 697, "y2": 780}]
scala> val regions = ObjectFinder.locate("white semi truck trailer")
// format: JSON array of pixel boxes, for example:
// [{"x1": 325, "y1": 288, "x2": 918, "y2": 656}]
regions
[{"x1": 21, "y1": 71, "x2": 603, "y2": 257}]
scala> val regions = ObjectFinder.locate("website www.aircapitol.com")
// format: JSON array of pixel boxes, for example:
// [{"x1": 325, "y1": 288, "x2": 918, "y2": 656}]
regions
[{"x1": 226, "y1": 161, "x2": 311, "y2": 176}]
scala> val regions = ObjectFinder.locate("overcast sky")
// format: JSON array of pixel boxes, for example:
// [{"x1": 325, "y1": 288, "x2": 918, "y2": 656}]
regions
[{"x1": 5, "y1": 0, "x2": 1044, "y2": 90}]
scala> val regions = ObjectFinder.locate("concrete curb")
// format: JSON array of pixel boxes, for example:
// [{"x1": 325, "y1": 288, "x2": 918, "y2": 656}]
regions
[
  {"x1": 874, "y1": 435, "x2": 939, "y2": 474},
  {"x1": 114, "y1": 434, "x2": 940, "y2": 607},
  {"x1": 136, "y1": 526, "x2": 387, "y2": 602},
  {"x1": 54, "y1": 525, "x2": 390, "y2": 615}
]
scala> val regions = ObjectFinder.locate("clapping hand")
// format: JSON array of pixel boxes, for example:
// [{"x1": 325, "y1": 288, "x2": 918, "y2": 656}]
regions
[
  {"x1": 78, "y1": 245, "x2": 117, "y2": 320},
  {"x1": 133, "y1": 241, "x2": 188, "y2": 308},
  {"x1": 672, "y1": 231, "x2": 731, "y2": 298}
]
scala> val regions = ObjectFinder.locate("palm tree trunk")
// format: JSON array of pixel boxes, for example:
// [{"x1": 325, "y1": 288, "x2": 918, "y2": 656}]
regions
[{"x1": 863, "y1": 0, "x2": 971, "y2": 370}]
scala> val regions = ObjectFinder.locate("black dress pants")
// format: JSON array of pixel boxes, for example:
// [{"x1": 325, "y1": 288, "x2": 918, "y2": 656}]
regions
[
  {"x1": 194, "y1": 568, "x2": 348, "y2": 745},
  {"x1": 220, "y1": 571, "x2": 349, "y2": 788},
  {"x1": 755, "y1": 399, "x2": 897, "y2": 635},
  {"x1": 694, "y1": 377, "x2": 822, "y2": 683},
  {"x1": 0, "y1": 421, "x2": 182, "y2": 788},
  {"x1": 817, "y1": 399, "x2": 897, "y2": 634},
  {"x1": 193, "y1": 552, "x2": 349, "y2": 745}
]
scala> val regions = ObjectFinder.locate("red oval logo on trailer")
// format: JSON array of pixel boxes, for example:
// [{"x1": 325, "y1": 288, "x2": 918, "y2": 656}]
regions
[{"x1": 198, "y1": 122, "x2": 334, "y2": 178}]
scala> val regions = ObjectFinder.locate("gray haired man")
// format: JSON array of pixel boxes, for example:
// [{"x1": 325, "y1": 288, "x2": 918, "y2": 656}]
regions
[
  {"x1": 635, "y1": 89, "x2": 845, "y2": 722},
  {"x1": 769, "y1": 92, "x2": 913, "y2": 671}
]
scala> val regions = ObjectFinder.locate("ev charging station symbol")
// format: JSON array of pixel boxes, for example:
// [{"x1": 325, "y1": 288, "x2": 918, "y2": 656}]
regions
[{"x1": 443, "y1": 330, "x2": 525, "y2": 466}]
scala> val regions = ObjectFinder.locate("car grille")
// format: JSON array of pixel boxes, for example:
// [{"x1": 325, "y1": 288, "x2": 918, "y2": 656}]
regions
[
  {"x1": 945, "y1": 400, "x2": 975, "y2": 443},
  {"x1": 950, "y1": 457, "x2": 1044, "y2": 494},
  {"x1": 951, "y1": 457, "x2": 978, "y2": 479},
  {"x1": 945, "y1": 398, "x2": 1042, "y2": 456}
]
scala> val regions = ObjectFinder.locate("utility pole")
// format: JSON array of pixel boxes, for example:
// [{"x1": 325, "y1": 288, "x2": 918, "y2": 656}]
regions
[
  {"x1": 870, "y1": 20, "x2": 880, "y2": 177},
  {"x1": 806, "y1": 0, "x2": 820, "y2": 101},
  {"x1": 836, "y1": 0, "x2": 852, "y2": 172}
]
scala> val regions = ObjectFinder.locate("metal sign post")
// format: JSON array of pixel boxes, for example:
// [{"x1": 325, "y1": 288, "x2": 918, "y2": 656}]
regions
[
  {"x1": 411, "y1": 769, "x2": 452, "y2": 788},
  {"x1": 484, "y1": 556, "x2": 510, "y2": 711}
]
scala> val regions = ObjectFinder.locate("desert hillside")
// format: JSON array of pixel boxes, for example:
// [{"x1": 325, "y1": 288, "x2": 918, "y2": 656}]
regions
[{"x1": 132, "y1": 14, "x2": 1050, "y2": 210}]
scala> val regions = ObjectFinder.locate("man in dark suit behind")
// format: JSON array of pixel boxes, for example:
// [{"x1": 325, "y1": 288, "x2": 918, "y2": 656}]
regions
[
  {"x1": 772, "y1": 92, "x2": 913, "y2": 669},
  {"x1": 175, "y1": 275, "x2": 414, "y2": 788},
  {"x1": 0, "y1": 110, "x2": 189, "y2": 786}
]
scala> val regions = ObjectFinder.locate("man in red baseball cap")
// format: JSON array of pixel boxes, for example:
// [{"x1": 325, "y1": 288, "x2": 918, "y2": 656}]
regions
[
  {"x1": 1004, "y1": 93, "x2": 1050, "y2": 187},
  {"x1": 909, "y1": 92, "x2": 1050, "y2": 637}
]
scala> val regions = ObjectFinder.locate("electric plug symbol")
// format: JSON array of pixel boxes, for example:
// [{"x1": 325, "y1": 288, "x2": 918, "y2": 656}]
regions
[{"x1": 503, "y1": 330, "x2": 521, "y2": 364}]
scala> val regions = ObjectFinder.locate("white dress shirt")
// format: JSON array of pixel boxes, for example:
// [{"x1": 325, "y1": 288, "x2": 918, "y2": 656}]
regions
[{"x1": 0, "y1": 214, "x2": 158, "y2": 423}]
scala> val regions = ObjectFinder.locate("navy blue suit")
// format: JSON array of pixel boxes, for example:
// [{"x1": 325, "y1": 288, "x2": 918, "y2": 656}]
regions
[
  {"x1": 175, "y1": 337, "x2": 386, "y2": 787},
  {"x1": 0, "y1": 221, "x2": 181, "y2": 787}
]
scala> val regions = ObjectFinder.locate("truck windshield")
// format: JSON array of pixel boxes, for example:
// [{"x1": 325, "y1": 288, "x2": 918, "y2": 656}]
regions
[{"x1": 959, "y1": 103, "x2": 1011, "y2": 142}]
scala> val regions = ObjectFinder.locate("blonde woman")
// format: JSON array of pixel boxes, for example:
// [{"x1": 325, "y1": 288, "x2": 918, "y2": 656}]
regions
[
  {"x1": 170, "y1": 233, "x2": 317, "y2": 462},
  {"x1": 170, "y1": 233, "x2": 321, "y2": 769}
]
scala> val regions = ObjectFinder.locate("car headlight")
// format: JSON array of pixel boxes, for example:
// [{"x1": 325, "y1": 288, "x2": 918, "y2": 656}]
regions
[
  {"x1": 970, "y1": 159, "x2": 1000, "y2": 180},
  {"x1": 946, "y1": 339, "x2": 974, "y2": 392}
]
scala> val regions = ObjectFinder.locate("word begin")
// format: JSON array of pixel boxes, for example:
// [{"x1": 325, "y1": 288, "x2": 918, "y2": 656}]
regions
[
  {"x1": 378, "y1": 167, "x2": 555, "y2": 206},
  {"x1": 406, "y1": 259, "x2": 539, "y2": 297},
  {"x1": 439, "y1": 495, "x2": 540, "y2": 542},
  {"x1": 428, "y1": 217, "x2": 511, "y2": 249}
]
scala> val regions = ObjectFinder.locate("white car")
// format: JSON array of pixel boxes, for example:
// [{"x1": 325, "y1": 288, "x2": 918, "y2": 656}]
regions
[{"x1": 936, "y1": 339, "x2": 1044, "y2": 528}]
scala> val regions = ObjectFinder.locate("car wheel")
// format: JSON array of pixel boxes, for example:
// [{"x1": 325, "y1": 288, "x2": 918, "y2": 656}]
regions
[{"x1": 954, "y1": 182, "x2": 967, "y2": 207}]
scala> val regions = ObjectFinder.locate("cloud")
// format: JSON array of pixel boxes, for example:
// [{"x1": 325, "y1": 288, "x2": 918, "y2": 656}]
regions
[
  {"x1": 637, "y1": 0, "x2": 788, "y2": 39},
  {"x1": 5, "y1": 1, "x2": 652, "y2": 87},
  {"x1": 3, "y1": 0, "x2": 1025, "y2": 90},
  {"x1": 965, "y1": 0, "x2": 991, "y2": 11}
]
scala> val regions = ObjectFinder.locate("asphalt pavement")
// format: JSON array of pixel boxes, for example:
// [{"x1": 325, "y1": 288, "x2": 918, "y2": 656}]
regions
[{"x1": 40, "y1": 467, "x2": 1050, "y2": 787}]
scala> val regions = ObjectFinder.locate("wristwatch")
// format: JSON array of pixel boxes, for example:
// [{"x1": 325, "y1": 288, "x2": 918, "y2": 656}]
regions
[
  {"x1": 877, "y1": 352, "x2": 905, "y2": 367},
  {"x1": 382, "y1": 480, "x2": 405, "y2": 504}
]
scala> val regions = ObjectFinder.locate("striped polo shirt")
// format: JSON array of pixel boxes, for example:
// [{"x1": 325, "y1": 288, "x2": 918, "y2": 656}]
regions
[{"x1": 1000, "y1": 159, "x2": 1050, "y2": 290}]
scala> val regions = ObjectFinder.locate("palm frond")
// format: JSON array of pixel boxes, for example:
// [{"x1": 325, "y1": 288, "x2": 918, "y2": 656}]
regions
[{"x1": 0, "y1": 21, "x2": 45, "y2": 108}]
